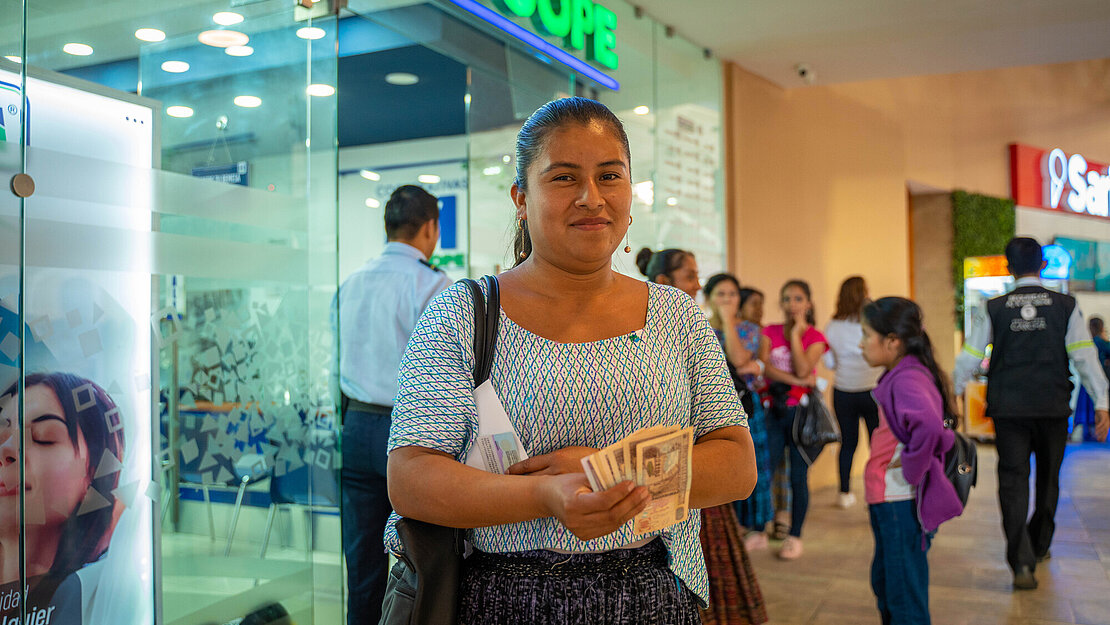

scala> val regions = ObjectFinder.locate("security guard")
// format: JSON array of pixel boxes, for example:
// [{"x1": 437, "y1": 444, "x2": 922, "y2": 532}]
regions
[
  {"x1": 955, "y1": 237, "x2": 1109, "y2": 591},
  {"x1": 336, "y1": 185, "x2": 452, "y2": 624}
]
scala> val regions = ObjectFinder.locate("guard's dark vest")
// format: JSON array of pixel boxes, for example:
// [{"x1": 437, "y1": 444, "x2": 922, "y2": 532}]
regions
[{"x1": 985, "y1": 285, "x2": 1074, "y2": 418}]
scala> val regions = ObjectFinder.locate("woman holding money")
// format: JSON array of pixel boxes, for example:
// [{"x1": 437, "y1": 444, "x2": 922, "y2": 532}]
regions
[{"x1": 386, "y1": 96, "x2": 755, "y2": 625}]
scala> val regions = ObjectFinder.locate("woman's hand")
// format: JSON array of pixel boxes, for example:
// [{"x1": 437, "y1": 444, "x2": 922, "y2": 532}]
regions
[
  {"x1": 715, "y1": 298, "x2": 740, "y2": 326},
  {"x1": 507, "y1": 446, "x2": 597, "y2": 476},
  {"x1": 737, "y1": 360, "x2": 761, "y2": 377},
  {"x1": 540, "y1": 475, "x2": 650, "y2": 541},
  {"x1": 791, "y1": 311, "x2": 810, "y2": 336}
]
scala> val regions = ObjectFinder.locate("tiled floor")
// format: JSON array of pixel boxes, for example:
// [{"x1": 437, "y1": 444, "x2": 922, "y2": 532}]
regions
[{"x1": 747, "y1": 441, "x2": 1110, "y2": 625}]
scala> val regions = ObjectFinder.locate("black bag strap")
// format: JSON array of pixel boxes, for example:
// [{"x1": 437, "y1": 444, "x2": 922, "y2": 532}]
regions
[{"x1": 461, "y1": 275, "x2": 500, "y2": 387}]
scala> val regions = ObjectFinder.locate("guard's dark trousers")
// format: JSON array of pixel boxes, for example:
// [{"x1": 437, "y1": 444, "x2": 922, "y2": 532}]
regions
[{"x1": 993, "y1": 417, "x2": 1069, "y2": 573}]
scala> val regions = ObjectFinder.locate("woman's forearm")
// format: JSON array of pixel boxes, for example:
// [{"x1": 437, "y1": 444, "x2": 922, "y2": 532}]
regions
[
  {"x1": 721, "y1": 325, "x2": 754, "y2": 368},
  {"x1": 789, "y1": 333, "x2": 809, "y2": 376},
  {"x1": 388, "y1": 446, "x2": 552, "y2": 528},
  {"x1": 764, "y1": 363, "x2": 807, "y2": 386},
  {"x1": 689, "y1": 426, "x2": 755, "y2": 508}
]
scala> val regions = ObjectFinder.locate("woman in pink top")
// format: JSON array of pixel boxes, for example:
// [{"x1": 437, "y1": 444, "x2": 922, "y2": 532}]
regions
[{"x1": 758, "y1": 280, "x2": 827, "y2": 559}]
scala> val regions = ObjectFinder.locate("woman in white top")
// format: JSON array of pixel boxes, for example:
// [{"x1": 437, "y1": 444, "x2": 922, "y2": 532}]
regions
[{"x1": 823, "y1": 276, "x2": 883, "y2": 508}]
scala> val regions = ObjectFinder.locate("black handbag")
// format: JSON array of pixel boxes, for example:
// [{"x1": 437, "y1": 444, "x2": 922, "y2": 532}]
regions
[
  {"x1": 378, "y1": 275, "x2": 500, "y2": 625},
  {"x1": 942, "y1": 414, "x2": 977, "y2": 508},
  {"x1": 791, "y1": 390, "x2": 840, "y2": 466}
]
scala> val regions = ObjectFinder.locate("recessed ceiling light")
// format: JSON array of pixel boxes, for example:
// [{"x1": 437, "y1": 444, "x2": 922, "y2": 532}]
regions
[
  {"x1": 135, "y1": 28, "x2": 166, "y2": 42},
  {"x1": 482, "y1": 166, "x2": 502, "y2": 176},
  {"x1": 306, "y1": 84, "x2": 335, "y2": 97},
  {"x1": 296, "y1": 27, "x2": 326, "y2": 40},
  {"x1": 502, "y1": 154, "x2": 511, "y2": 164},
  {"x1": 633, "y1": 105, "x2": 650, "y2": 115},
  {"x1": 198, "y1": 30, "x2": 249, "y2": 48},
  {"x1": 4, "y1": 56, "x2": 21, "y2": 63},
  {"x1": 213, "y1": 12, "x2": 244, "y2": 26},
  {"x1": 225, "y1": 45, "x2": 254, "y2": 57},
  {"x1": 385, "y1": 72, "x2": 419, "y2": 86},
  {"x1": 63, "y1": 43, "x2": 94, "y2": 56},
  {"x1": 166, "y1": 106, "x2": 194, "y2": 118},
  {"x1": 666, "y1": 197, "x2": 678, "y2": 206},
  {"x1": 417, "y1": 174, "x2": 440, "y2": 184},
  {"x1": 161, "y1": 60, "x2": 190, "y2": 73},
  {"x1": 233, "y1": 95, "x2": 261, "y2": 108},
  {"x1": 365, "y1": 198, "x2": 381, "y2": 208},
  {"x1": 360, "y1": 170, "x2": 380, "y2": 181}
]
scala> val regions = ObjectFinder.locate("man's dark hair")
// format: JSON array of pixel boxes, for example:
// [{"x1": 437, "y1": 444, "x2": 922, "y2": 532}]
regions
[
  {"x1": 1005, "y1": 237, "x2": 1043, "y2": 277},
  {"x1": 384, "y1": 185, "x2": 439, "y2": 240}
]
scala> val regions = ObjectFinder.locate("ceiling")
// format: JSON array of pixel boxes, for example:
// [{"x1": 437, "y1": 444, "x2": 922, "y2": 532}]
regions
[{"x1": 633, "y1": 0, "x2": 1110, "y2": 87}]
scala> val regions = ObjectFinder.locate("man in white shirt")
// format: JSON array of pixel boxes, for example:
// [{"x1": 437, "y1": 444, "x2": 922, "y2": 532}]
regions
[
  {"x1": 335, "y1": 185, "x2": 452, "y2": 623},
  {"x1": 954, "y1": 237, "x2": 1109, "y2": 591}
]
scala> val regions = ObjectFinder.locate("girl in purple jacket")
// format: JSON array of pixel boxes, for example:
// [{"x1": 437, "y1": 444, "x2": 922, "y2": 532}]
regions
[{"x1": 859, "y1": 297, "x2": 962, "y2": 625}]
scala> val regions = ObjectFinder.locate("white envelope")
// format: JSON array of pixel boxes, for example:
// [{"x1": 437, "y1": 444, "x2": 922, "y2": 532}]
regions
[{"x1": 464, "y1": 379, "x2": 529, "y2": 474}]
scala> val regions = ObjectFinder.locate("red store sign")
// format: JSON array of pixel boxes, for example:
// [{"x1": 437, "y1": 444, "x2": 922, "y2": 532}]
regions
[{"x1": 1010, "y1": 143, "x2": 1110, "y2": 218}]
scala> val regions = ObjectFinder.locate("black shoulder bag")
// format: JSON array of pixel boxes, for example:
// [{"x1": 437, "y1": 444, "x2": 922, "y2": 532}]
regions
[{"x1": 378, "y1": 275, "x2": 500, "y2": 625}]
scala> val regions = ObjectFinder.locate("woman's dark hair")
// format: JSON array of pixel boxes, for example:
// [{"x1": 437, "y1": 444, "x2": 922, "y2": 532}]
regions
[
  {"x1": 833, "y1": 276, "x2": 868, "y2": 320},
  {"x1": 781, "y1": 279, "x2": 816, "y2": 326},
  {"x1": 510, "y1": 97, "x2": 631, "y2": 266},
  {"x1": 862, "y1": 297, "x2": 958, "y2": 426},
  {"x1": 384, "y1": 185, "x2": 439, "y2": 240},
  {"x1": 3, "y1": 372, "x2": 125, "y2": 583},
  {"x1": 739, "y1": 287, "x2": 763, "y2": 310},
  {"x1": 703, "y1": 273, "x2": 741, "y2": 298},
  {"x1": 1090, "y1": 315, "x2": 1105, "y2": 337},
  {"x1": 1005, "y1": 237, "x2": 1043, "y2": 277},
  {"x1": 636, "y1": 248, "x2": 691, "y2": 282}
]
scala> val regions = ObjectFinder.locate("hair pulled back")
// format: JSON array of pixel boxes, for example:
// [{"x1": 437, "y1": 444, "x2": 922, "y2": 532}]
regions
[
  {"x1": 636, "y1": 247, "x2": 691, "y2": 282},
  {"x1": 510, "y1": 97, "x2": 631, "y2": 266},
  {"x1": 833, "y1": 276, "x2": 868, "y2": 320},
  {"x1": 862, "y1": 297, "x2": 957, "y2": 425},
  {"x1": 703, "y1": 273, "x2": 741, "y2": 298},
  {"x1": 739, "y1": 287, "x2": 763, "y2": 310},
  {"x1": 781, "y1": 279, "x2": 816, "y2": 326}
]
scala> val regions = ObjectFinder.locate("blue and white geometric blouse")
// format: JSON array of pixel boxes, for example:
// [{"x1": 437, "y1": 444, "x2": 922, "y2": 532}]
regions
[{"x1": 386, "y1": 279, "x2": 748, "y2": 606}]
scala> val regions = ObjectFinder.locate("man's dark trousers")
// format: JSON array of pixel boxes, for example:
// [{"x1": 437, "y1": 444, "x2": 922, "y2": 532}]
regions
[
  {"x1": 993, "y1": 417, "x2": 1069, "y2": 573},
  {"x1": 341, "y1": 405, "x2": 393, "y2": 625}
]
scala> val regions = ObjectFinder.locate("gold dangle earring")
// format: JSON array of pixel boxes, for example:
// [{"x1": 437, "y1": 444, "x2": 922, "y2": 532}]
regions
[
  {"x1": 518, "y1": 218, "x2": 528, "y2": 259},
  {"x1": 624, "y1": 215, "x2": 633, "y2": 253}
]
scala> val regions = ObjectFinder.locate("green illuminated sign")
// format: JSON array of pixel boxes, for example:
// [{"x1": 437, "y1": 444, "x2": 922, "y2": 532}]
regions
[{"x1": 493, "y1": 0, "x2": 618, "y2": 70}]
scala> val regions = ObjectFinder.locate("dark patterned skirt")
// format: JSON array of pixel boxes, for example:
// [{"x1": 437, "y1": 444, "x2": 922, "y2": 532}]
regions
[
  {"x1": 699, "y1": 505, "x2": 768, "y2": 625},
  {"x1": 458, "y1": 539, "x2": 700, "y2": 625}
]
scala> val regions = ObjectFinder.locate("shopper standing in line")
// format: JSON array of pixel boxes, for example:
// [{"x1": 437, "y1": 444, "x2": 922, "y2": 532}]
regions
[
  {"x1": 760, "y1": 280, "x2": 826, "y2": 560},
  {"x1": 860, "y1": 297, "x2": 963, "y2": 625},
  {"x1": 705, "y1": 278, "x2": 773, "y2": 551},
  {"x1": 640, "y1": 259, "x2": 767, "y2": 624},
  {"x1": 333, "y1": 185, "x2": 452, "y2": 624},
  {"x1": 954, "y1": 237, "x2": 1110, "y2": 591},
  {"x1": 824, "y1": 276, "x2": 883, "y2": 509}
]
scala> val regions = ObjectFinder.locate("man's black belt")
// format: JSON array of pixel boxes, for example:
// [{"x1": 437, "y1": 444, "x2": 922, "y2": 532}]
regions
[{"x1": 342, "y1": 394, "x2": 392, "y2": 414}]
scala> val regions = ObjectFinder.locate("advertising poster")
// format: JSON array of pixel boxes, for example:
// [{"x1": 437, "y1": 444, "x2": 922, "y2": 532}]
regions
[{"x1": 0, "y1": 64, "x2": 155, "y2": 625}]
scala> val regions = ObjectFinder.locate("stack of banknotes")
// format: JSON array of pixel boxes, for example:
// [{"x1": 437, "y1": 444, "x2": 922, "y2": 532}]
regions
[{"x1": 580, "y1": 425, "x2": 694, "y2": 535}]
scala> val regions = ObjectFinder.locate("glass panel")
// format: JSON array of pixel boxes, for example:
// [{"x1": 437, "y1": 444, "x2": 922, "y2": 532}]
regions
[
  {"x1": 19, "y1": 2, "x2": 339, "y2": 625},
  {"x1": 653, "y1": 24, "x2": 726, "y2": 278}
]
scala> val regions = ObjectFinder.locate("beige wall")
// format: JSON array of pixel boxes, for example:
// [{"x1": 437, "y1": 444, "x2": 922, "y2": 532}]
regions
[{"x1": 727, "y1": 58, "x2": 1110, "y2": 489}]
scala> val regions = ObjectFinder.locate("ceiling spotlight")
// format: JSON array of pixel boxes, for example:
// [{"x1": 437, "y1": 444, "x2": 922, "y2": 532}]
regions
[
  {"x1": 166, "y1": 106, "x2": 194, "y2": 118},
  {"x1": 306, "y1": 84, "x2": 336, "y2": 97},
  {"x1": 501, "y1": 154, "x2": 511, "y2": 164},
  {"x1": 62, "y1": 43, "x2": 94, "y2": 56},
  {"x1": 135, "y1": 28, "x2": 166, "y2": 42},
  {"x1": 417, "y1": 174, "x2": 440, "y2": 184},
  {"x1": 482, "y1": 166, "x2": 502, "y2": 176},
  {"x1": 198, "y1": 30, "x2": 249, "y2": 48},
  {"x1": 233, "y1": 95, "x2": 262, "y2": 108},
  {"x1": 633, "y1": 105, "x2": 649, "y2": 115},
  {"x1": 666, "y1": 197, "x2": 678, "y2": 206},
  {"x1": 360, "y1": 170, "x2": 380, "y2": 181},
  {"x1": 365, "y1": 198, "x2": 381, "y2": 208},
  {"x1": 213, "y1": 12, "x2": 244, "y2": 26},
  {"x1": 4, "y1": 56, "x2": 21, "y2": 63},
  {"x1": 161, "y1": 60, "x2": 190, "y2": 73},
  {"x1": 385, "y1": 72, "x2": 419, "y2": 86},
  {"x1": 296, "y1": 27, "x2": 326, "y2": 40},
  {"x1": 225, "y1": 45, "x2": 254, "y2": 57}
]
